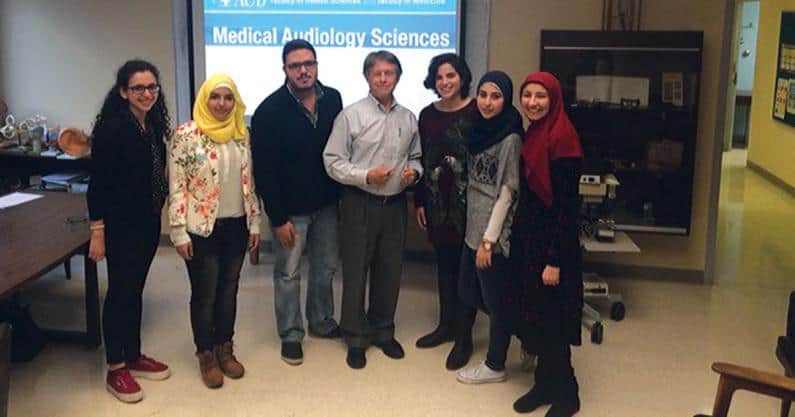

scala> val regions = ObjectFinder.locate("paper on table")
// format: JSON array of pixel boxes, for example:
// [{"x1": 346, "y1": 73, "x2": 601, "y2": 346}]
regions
[{"x1": 0, "y1": 192, "x2": 43, "y2": 209}]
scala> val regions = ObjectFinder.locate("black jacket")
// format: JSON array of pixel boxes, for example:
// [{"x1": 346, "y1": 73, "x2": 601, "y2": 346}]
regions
[
  {"x1": 87, "y1": 114, "x2": 165, "y2": 222},
  {"x1": 250, "y1": 83, "x2": 342, "y2": 227}
]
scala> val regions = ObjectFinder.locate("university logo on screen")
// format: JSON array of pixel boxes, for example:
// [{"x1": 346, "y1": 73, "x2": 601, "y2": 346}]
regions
[{"x1": 212, "y1": 0, "x2": 270, "y2": 8}]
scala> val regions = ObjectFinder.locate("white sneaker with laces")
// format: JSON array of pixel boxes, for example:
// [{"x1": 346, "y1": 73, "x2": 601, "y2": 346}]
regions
[{"x1": 456, "y1": 361, "x2": 507, "y2": 384}]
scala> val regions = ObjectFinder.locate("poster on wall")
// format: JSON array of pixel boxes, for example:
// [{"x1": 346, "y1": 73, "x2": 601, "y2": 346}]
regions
[
  {"x1": 775, "y1": 78, "x2": 788, "y2": 119},
  {"x1": 789, "y1": 81, "x2": 795, "y2": 116},
  {"x1": 773, "y1": 12, "x2": 795, "y2": 126}
]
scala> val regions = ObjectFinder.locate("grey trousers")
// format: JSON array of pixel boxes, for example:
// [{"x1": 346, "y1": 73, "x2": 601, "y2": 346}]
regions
[{"x1": 339, "y1": 188, "x2": 407, "y2": 348}]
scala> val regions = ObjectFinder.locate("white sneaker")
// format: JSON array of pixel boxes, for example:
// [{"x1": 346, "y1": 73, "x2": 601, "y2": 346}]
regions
[
  {"x1": 520, "y1": 350, "x2": 537, "y2": 372},
  {"x1": 456, "y1": 361, "x2": 507, "y2": 384}
]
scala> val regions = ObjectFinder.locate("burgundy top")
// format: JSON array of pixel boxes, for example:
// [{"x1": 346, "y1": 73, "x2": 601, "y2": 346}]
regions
[{"x1": 415, "y1": 100, "x2": 478, "y2": 245}]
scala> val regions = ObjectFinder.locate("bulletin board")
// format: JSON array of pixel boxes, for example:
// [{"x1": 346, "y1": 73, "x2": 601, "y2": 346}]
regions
[{"x1": 773, "y1": 12, "x2": 795, "y2": 126}]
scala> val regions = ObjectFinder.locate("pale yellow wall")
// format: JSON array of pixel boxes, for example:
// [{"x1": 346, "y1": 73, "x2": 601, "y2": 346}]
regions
[
  {"x1": 488, "y1": 1, "x2": 603, "y2": 93},
  {"x1": 747, "y1": 0, "x2": 795, "y2": 187},
  {"x1": 489, "y1": 0, "x2": 730, "y2": 272}
]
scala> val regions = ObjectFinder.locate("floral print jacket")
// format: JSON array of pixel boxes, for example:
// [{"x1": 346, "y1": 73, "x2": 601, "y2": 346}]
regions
[{"x1": 168, "y1": 120, "x2": 261, "y2": 246}]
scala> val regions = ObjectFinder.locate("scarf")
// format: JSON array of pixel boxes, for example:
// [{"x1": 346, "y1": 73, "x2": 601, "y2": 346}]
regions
[
  {"x1": 193, "y1": 73, "x2": 248, "y2": 144},
  {"x1": 466, "y1": 71, "x2": 524, "y2": 155},
  {"x1": 520, "y1": 71, "x2": 583, "y2": 208}
]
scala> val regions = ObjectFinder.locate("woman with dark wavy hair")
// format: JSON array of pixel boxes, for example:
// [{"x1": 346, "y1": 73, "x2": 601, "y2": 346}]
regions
[
  {"x1": 414, "y1": 53, "x2": 479, "y2": 370},
  {"x1": 87, "y1": 59, "x2": 172, "y2": 403}
]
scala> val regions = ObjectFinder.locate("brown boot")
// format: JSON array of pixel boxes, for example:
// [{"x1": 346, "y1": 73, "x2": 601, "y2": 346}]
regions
[
  {"x1": 215, "y1": 341, "x2": 245, "y2": 379},
  {"x1": 196, "y1": 350, "x2": 223, "y2": 388}
]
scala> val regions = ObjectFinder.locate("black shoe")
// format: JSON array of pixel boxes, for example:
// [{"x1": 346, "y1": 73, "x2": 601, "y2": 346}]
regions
[
  {"x1": 415, "y1": 327, "x2": 454, "y2": 348},
  {"x1": 310, "y1": 325, "x2": 342, "y2": 339},
  {"x1": 373, "y1": 338, "x2": 405, "y2": 359},
  {"x1": 445, "y1": 341, "x2": 473, "y2": 370},
  {"x1": 281, "y1": 342, "x2": 303, "y2": 365},
  {"x1": 513, "y1": 387, "x2": 551, "y2": 413},
  {"x1": 545, "y1": 397, "x2": 580, "y2": 417},
  {"x1": 346, "y1": 348, "x2": 366, "y2": 369}
]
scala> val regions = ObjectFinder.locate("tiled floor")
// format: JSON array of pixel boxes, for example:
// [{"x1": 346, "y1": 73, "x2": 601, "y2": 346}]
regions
[{"x1": 7, "y1": 149, "x2": 794, "y2": 416}]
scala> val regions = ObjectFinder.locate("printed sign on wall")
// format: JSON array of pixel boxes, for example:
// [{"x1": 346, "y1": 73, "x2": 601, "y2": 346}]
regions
[{"x1": 773, "y1": 11, "x2": 795, "y2": 126}]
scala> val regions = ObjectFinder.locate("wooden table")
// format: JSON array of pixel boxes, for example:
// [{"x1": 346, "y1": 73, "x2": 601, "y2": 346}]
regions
[{"x1": 0, "y1": 191, "x2": 100, "y2": 347}]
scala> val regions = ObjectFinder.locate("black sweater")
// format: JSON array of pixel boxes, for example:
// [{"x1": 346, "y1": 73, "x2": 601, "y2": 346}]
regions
[
  {"x1": 87, "y1": 114, "x2": 166, "y2": 222},
  {"x1": 250, "y1": 83, "x2": 343, "y2": 227}
]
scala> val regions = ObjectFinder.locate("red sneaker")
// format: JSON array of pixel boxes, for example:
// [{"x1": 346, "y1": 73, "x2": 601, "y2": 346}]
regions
[
  {"x1": 127, "y1": 355, "x2": 171, "y2": 380},
  {"x1": 106, "y1": 368, "x2": 143, "y2": 403}
]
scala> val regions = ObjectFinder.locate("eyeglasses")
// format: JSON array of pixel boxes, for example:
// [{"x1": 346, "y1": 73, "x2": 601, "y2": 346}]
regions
[
  {"x1": 285, "y1": 60, "x2": 318, "y2": 71},
  {"x1": 127, "y1": 84, "x2": 160, "y2": 95}
]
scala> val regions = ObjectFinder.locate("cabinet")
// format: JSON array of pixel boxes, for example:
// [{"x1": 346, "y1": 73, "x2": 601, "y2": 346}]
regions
[{"x1": 541, "y1": 30, "x2": 703, "y2": 234}]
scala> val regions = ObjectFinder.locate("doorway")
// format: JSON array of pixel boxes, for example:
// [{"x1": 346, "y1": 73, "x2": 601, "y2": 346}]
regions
[{"x1": 727, "y1": 0, "x2": 760, "y2": 152}]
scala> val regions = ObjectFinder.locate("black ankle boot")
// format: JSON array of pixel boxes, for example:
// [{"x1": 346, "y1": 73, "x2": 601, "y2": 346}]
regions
[
  {"x1": 416, "y1": 326, "x2": 454, "y2": 348},
  {"x1": 545, "y1": 396, "x2": 580, "y2": 417},
  {"x1": 513, "y1": 386, "x2": 551, "y2": 413},
  {"x1": 546, "y1": 379, "x2": 580, "y2": 417},
  {"x1": 445, "y1": 341, "x2": 472, "y2": 370}
]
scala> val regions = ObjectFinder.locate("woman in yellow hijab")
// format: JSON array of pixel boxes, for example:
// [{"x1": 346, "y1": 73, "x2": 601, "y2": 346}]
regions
[
  {"x1": 167, "y1": 74, "x2": 261, "y2": 389},
  {"x1": 192, "y1": 73, "x2": 249, "y2": 143}
]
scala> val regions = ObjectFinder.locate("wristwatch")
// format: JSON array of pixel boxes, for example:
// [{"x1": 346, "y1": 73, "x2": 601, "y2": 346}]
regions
[{"x1": 481, "y1": 240, "x2": 493, "y2": 251}]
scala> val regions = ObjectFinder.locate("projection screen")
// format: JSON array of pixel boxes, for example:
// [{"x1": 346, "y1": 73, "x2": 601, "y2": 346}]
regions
[{"x1": 191, "y1": 0, "x2": 462, "y2": 116}]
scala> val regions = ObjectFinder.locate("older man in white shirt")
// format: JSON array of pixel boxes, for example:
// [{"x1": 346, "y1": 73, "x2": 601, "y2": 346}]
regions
[{"x1": 324, "y1": 50, "x2": 423, "y2": 370}]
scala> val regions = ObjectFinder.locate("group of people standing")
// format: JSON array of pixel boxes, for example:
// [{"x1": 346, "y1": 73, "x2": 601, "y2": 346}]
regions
[
  {"x1": 85, "y1": 39, "x2": 584, "y2": 417},
  {"x1": 413, "y1": 54, "x2": 584, "y2": 417}
]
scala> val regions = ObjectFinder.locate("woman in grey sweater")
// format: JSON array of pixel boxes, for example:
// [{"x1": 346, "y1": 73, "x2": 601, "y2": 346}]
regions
[{"x1": 455, "y1": 71, "x2": 523, "y2": 385}]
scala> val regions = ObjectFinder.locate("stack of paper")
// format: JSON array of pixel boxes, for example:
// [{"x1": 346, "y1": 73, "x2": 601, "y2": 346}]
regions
[{"x1": 0, "y1": 192, "x2": 43, "y2": 209}]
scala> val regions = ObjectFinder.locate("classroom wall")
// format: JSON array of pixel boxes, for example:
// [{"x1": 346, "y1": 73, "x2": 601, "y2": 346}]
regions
[{"x1": 1, "y1": 0, "x2": 733, "y2": 277}]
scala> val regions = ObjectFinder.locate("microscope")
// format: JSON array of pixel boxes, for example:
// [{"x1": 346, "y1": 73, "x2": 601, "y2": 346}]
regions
[{"x1": 579, "y1": 173, "x2": 619, "y2": 242}]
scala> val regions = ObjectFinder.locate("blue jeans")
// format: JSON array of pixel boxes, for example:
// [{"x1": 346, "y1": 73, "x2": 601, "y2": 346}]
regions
[
  {"x1": 458, "y1": 247, "x2": 514, "y2": 371},
  {"x1": 272, "y1": 203, "x2": 339, "y2": 342}
]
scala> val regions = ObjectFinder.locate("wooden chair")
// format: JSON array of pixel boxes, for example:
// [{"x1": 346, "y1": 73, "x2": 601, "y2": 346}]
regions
[
  {"x1": 695, "y1": 362, "x2": 795, "y2": 417},
  {"x1": 778, "y1": 291, "x2": 795, "y2": 416},
  {"x1": 697, "y1": 292, "x2": 795, "y2": 417},
  {"x1": 778, "y1": 336, "x2": 794, "y2": 417}
]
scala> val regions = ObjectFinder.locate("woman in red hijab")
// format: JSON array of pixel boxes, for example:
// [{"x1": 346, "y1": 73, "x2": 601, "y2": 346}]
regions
[{"x1": 511, "y1": 72, "x2": 584, "y2": 417}]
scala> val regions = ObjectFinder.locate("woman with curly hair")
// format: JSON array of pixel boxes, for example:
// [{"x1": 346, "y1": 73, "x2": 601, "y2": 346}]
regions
[
  {"x1": 87, "y1": 59, "x2": 172, "y2": 403},
  {"x1": 168, "y1": 74, "x2": 260, "y2": 389}
]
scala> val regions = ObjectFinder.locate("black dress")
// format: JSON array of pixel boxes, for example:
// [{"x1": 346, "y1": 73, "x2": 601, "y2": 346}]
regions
[{"x1": 512, "y1": 157, "x2": 583, "y2": 350}]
